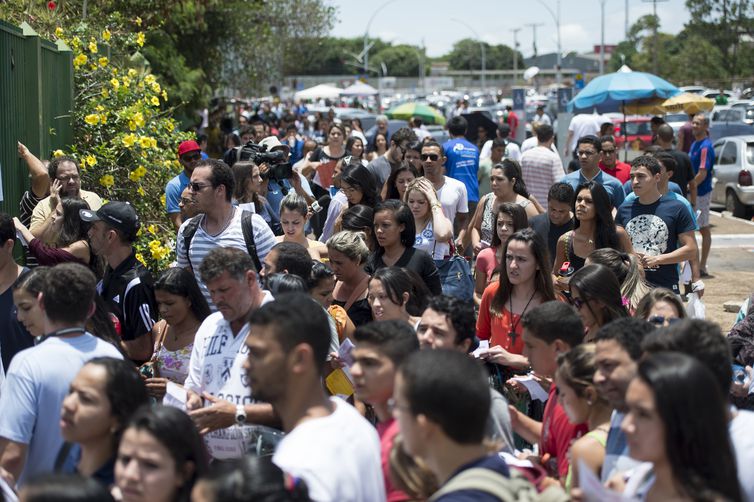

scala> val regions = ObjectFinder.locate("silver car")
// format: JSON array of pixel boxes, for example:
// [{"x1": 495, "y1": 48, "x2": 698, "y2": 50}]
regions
[{"x1": 711, "y1": 135, "x2": 754, "y2": 218}]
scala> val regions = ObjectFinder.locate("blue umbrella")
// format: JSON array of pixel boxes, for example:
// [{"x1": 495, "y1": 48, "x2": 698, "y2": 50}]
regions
[{"x1": 568, "y1": 65, "x2": 680, "y2": 113}]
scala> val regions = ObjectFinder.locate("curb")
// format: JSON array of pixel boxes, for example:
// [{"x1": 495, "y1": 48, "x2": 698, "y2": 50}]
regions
[{"x1": 712, "y1": 210, "x2": 754, "y2": 227}]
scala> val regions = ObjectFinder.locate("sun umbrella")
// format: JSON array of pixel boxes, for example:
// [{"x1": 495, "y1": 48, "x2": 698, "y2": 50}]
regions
[
  {"x1": 340, "y1": 82, "x2": 378, "y2": 96},
  {"x1": 385, "y1": 103, "x2": 446, "y2": 125},
  {"x1": 294, "y1": 83, "x2": 341, "y2": 101},
  {"x1": 661, "y1": 92, "x2": 715, "y2": 115},
  {"x1": 462, "y1": 112, "x2": 497, "y2": 144}
]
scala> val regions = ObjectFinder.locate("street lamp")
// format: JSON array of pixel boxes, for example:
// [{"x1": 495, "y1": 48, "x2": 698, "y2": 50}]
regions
[
  {"x1": 599, "y1": 0, "x2": 607, "y2": 75},
  {"x1": 364, "y1": 0, "x2": 399, "y2": 77},
  {"x1": 535, "y1": 0, "x2": 562, "y2": 86},
  {"x1": 451, "y1": 18, "x2": 486, "y2": 91}
]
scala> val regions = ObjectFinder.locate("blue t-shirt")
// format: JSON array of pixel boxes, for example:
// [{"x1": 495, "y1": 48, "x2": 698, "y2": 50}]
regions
[
  {"x1": 623, "y1": 179, "x2": 683, "y2": 197},
  {"x1": 443, "y1": 139, "x2": 480, "y2": 202},
  {"x1": 616, "y1": 194, "x2": 696, "y2": 293},
  {"x1": 435, "y1": 454, "x2": 511, "y2": 502},
  {"x1": 689, "y1": 137, "x2": 715, "y2": 196},
  {"x1": 624, "y1": 191, "x2": 698, "y2": 230},
  {"x1": 165, "y1": 171, "x2": 190, "y2": 214},
  {"x1": 561, "y1": 170, "x2": 625, "y2": 209}
]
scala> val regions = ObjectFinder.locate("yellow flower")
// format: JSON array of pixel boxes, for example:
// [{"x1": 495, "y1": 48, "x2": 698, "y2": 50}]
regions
[
  {"x1": 99, "y1": 175, "x2": 114, "y2": 188},
  {"x1": 110, "y1": 78, "x2": 120, "y2": 90},
  {"x1": 102, "y1": 29, "x2": 111, "y2": 42},
  {"x1": 150, "y1": 96, "x2": 160, "y2": 107},
  {"x1": 84, "y1": 114, "x2": 100, "y2": 125},
  {"x1": 55, "y1": 27, "x2": 64, "y2": 38},
  {"x1": 160, "y1": 193, "x2": 166, "y2": 207},
  {"x1": 95, "y1": 105, "x2": 105, "y2": 112},
  {"x1": 149, "y1": 138, "x2": 158, "y2": 149},
  {"x1": 122, "y1": 134, "x2": 137, "y2": 148},
  {"x1": 136, "y1": 165, "x2": 148, "y2": 177},
  {"x1": 132, "y1": 112, "x2": 145, "y2": 128},
  {"x1": 101, "y1": 88, "x2": 109, "y2": 98},
  {"x1": 135, "y1": 17, "x2": 142, "y2": 27},
  {"x1": 53, "y1": 149, "x2": 65, "y2": 158},
  {"x1": 98, "y1": 57, "x2": 108, "y2": 67},
  {"x1": 144, "y1": 74, "x2": 156, "y2": 85},
  {"x1": 71, "y1": 36, "x2": 81, "y2": 48},
  {"x1": 73, "y1": 54, "x2": 88, "y2": 69},
  {"x1": 89, "y1": 41, "x2": 98, "y2": 54},
  {"x1": 136, "y1": 32, "x2": 145, "y2": 47},
  {"x1": 135, "y1": 253, "x2": 146, "y2": 266},
  {"x1": 121, "y1": 76, "x2": 131, "y2": 88},
  {"x1": 162, "y1": 90, "x2": 168, "y2": 101},
  {"x1": 139, "y1": 136, "x2": 153, "y2": 149},
  {"x1": 137, "y1": 186, "x2": 146, "y2": 197},
  {"x1": 150, "y1": 82, "x2": 161, "y2": 94},
  {"x1": 128, "y1": 170, "x2": 141, "y2": 182},
  {"x1": 100, "y1": 113, "x2": 107, "y2": 124},
  {"x1": 128, "y1": 69, "x2": 138, "y2": 78},
  {"x1": 85, "y1": 155, "x2": 97, "y2": 167},
  {"x1": 147, "y1": 224, "x2": 157, "y2": 235}
]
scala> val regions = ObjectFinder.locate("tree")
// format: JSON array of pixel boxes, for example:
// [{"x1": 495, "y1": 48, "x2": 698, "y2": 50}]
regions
[
  {"x1": 447, "y1": 38, "x2": 523, "y2": 71},
  {"x1": 371, "y1": 45, "x2": 425, "y2": 77}
]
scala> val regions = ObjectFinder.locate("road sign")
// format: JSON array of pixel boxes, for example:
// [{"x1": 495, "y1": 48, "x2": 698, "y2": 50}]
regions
[{"x1": 557, "y1": 88, "x2": 573, "y2": 113}]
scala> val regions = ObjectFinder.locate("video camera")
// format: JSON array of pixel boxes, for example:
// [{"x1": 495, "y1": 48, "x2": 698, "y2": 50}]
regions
[{"x1": 224, "y1": 141, "x2": 294, "y2": 181}]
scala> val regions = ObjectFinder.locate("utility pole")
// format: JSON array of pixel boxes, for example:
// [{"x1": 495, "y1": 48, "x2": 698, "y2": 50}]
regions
[
  {"x1": 525, "y1": 22, "x2": 544, "y2": 58},
  {"x1": 642, "y1": 0, "x2": 668, "y2": 75},
  {"x1": 599, "y1": 0, "x2": 606, "y2": 75},
  {"x1": 625, "y1": 0, "x2": 629, "y2": 39},
  {"x1": 511, "y1": 28, "x2": 521, "y2": 84}
]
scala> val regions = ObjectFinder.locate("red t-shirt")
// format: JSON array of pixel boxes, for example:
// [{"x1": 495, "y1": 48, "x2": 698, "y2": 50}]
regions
[
  {"x1": 377, "y1": 419, "x2": 410, "y2": 501},
  {"x1": 540, "y1": 385, "x2": 589, "y2": 480},
  {"x1": 476, "y1": 281, "x2": 525, "y2": 355},
  {"x1": 598, "y1": 160, "x2": 631, "y2": 184}
]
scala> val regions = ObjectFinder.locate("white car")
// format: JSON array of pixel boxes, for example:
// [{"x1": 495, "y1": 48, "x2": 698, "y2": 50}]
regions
[{"x1": 711, "y1": 135, "x2": 754, "y2": 218}]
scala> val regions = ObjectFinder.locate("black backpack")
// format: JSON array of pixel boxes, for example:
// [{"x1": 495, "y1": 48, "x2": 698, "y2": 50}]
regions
[{"x1": 182, "y1": 210, "x2": 261, "y2": 272}]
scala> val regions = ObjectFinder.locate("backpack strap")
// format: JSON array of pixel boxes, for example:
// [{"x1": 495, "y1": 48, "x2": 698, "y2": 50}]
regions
[
  {"x1": 181, "y1": 216, "x2": 201, "y2": 271},
  {"x1": 240, "y1": 210, "x2": 261, "y2": 272},
  {"x1": 428, "y1": 468, "x2": 525, "y2": 501}
]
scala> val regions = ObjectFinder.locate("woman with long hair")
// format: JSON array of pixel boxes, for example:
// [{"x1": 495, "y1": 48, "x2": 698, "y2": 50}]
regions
[
  {"x1": 326, "y1": 230, "x2": 373, "y2": 327},
  {"x1": 340, "y1": 163, "x2": 380, "y2": 209},
  {"x1": 554, "y1": 344, "x2": 612, "y2": 492},
  {"x1": 302, "y1": 123, "x2": 347, "y2": 189},
  {"x1": 569, "y1": 264, "x2": 628, "y2": 341},
  {"x1": 478, "y1": 229, "x2": 556, "y2": 373},
  {"x1": 345, "y1": 136, "x2": 367, "y2": 166},
  {"x1": 467, "y1": 159, "x2": 540, "y2": 255},
  {"x1": 367, "y1": 132, "x2": 388, "y2": 162},
  {"x1": 367, "y1": 267, "x2": 428, "y2": 327},
  {"x1": 367, "y1": 200, "x2": 442, "y2": 295},
  {"x1": 585, "y1": 248, "x2": 651, "y2": 314},
  {"x1": 621, "y1": 352, "x2": 741, "y2": 502},
  {"x1": 473, "y1": 203, "x2": 528, "y2": 306},
  {"x1": 14, "y1": 197, "x2": 92, "y2": 266},
  {"x1": 142, "y1": 268, "x2": 211, "y2": 402},
  {"x1": 275, "y1": 192, "x2": 328, "y2": 260},
  {"x1": 403, "y1": 178, "x2": 453, "y2": 260},
  {"x1": 114, "y1": 405, "x2": 209, "y2": 502},
  {"x1": 634, "y1": 288, "x2": 687, "y2": 327},
  {"x1": 58, "y1": 357, "x2": 150, "y2": 486},
  {"x1": 232, "y1": 161, "x2": 279, "y2": 234},
  {"x1": 553, "y1": 182, "x2": 633, "y2": 290},
  {"x1": 339, "y1": 204, "x2": 376, "y2": 251},
  {"x1": 385, "y1": 163, "x2": 419, "y2": 202}
]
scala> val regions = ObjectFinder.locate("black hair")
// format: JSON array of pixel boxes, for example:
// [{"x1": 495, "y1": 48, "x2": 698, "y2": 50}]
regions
[
  {"x1": 307, "y1": 261, "x2": 334, "y2": 290},
  {"x1": 122, "y1": 405, "x2": 209, "y2": 502},
  {"x1": 573, "y1": 181, "x2": 620, "y2": 247},
  {"x1": 372, "y1": 132, "x2": 389, "y2": 152},
  {"x1": 266, "y1": 273, "x2": 308, "y2": 297},
  {"x1": 200, "y1": 247, "x2": 256, "y2": 282},
  {"x1": 494, "y1": 159, "x2": 530, "y2": 198},
  {"x1": 88, "y1": 295, "x2": 125, "y2": 354},
  {"x1": 155, "y1": 267, "x2": 212, "y2": 322},
  {"x1": 570, "y1": 264, "x2": 628, "y2": 329},
  {"x1": 576, "y1": 135, "x2": 601, "y2": 152},
  {"x1": 14, "y1": 266, "x2": 50, "y2": 296},
  {"x1": 371, "y1": 267, "x2": 428, "y2": 316},
  {"x1": 425, "y1": 295, "x2": 476, "y2": 348},
  {"x1": 354, "y1": 320, "x2": 420, "y2": 366},
  {"x1": 42, "y1": 263, "x2": 96, "y2": 325},
  {"x1": 535, "y1": 124, "x2": 554, "y2": 142},
  {"x1": 373, "y1": 200, "x2": 415, "y2": 254},
  {"x1": 491, "y1": 138, "x2": 507, "y2": 150},
  {"x1": 248, "y1": 293, "x2": 331, "y2": 371},
  {"x1": 521, "y1": 301, "x2": 584, "y2": 347},
  {"x1": 197, "y1": 455, "x2": 310, "y2": 502},
  {"x1": 447, "y1": 116, "x2": 467, "y2": 136},
  {"x1": 270, "y1": 242, "x2": 313, "y2": 282},
  {"x1": 593, "y1": 317, "x2": 654, "y2": 361},
  {"x1": 391, "y1": 127, "x2": 419, "y2": 147},
  {"x1": 22, "y1": 473, "x2": 114, "y2": 502},
  {"x1": 399, "y1": 350, "x2": 489, "y2": 444},
  {"x1": 636, "y1": 353, "x2": 742, "y2": 502},
  {"x1": 631, "y1": 154, "x2": 661, "y2": 176},
  {"x1": 58, "y1": 198, "x2": 92, "y2": 248},
  {"x1": 650, "y1": 116, "x2": 666, "y2": 126},
  {"x1": 497, "y1": 124, "x2": 511, "y2": 138},
  {"x1": 547, "y1": 182, "x2": 574, "y2": 205},
  {"x1": 657, "y1": 123, "x2": 675, "y2": 142},
  {"x1": 642, "y1": 318, "x2": 732, "y2": 394},
  {"x1": 598, "y1": 135, "x2": 616, "y2": 147},
  {"x1": 0, "y1": 213, "x2": 15, "y2": 244},
  {"x1": 407, "y1": 140, "x2": 423, "y2": 154},
  {"x1": 340, "y1": 204, "x2": 376, "y2": 250},
  {"x1": 345, "y1": 136, "x2": 365, "y2": 159},
  {"x1": 196, "y1": 159, "x2": 235, "y2": 202},
  {"x1": 421, "y1": 140, "x2": 443, "y2": 153},
  {"x1": 341, "y1": 164, "x2": 380, "y2": 208},
  {"x1": 653, "y1": 151, "x2": 677, "y2": 174},
  {"x1": 385, "y1": 164, "x2": 419, "y2": 201},
  {"x1": 490, "y1": 202, "x2": 528, "y2": 248},
  {"x1": 48, "y1": 156, "x2": 81, "y2": 181},
  {"x1": 84, "y1": 357, "x2": 149, "y2": 448}
]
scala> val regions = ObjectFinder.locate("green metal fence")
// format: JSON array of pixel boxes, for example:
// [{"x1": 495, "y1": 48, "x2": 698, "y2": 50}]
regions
[{"x1": 0, "y1": 20, "x2": 73, "y2": 216}]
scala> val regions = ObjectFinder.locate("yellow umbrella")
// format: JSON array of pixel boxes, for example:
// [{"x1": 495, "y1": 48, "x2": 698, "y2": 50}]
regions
[
  {"x1": 621, "y1": 97, "x2": 666, "y2": 115},
  {"x1": 662, "y1": 93, "x2": 715, "y2": 114}
]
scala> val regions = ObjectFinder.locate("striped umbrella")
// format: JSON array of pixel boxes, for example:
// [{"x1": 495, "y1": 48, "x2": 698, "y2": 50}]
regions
[{"x1": 385, "y1": 103, "x2": 446, "y2": 125}]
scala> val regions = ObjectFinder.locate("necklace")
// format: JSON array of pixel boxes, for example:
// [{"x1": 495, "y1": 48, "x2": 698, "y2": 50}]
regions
[
  {"x1": 204, "y1": 207, "x2": 235, "y2": 237},
  {"x1": 508, "y1": 289, "x2": 538, "y2": 346}
]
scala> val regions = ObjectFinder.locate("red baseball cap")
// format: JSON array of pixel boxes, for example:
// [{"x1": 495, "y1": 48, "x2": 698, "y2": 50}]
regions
[{"x1": 177, "y1": 140, "x2": 201, "y2": 157}]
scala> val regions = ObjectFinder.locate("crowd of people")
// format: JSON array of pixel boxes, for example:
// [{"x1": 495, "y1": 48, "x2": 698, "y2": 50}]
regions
[{"x1": 0, "y1": 101, "x2": 752, "y2": 502}]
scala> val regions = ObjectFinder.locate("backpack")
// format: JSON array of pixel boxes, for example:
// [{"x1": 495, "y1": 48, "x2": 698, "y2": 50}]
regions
[
  {"x1": 428, "y1": 467, "x2": 569, "y2": 502},
  {"x1": 182, "y1": 210, "x2": 261, "y2": 272}
]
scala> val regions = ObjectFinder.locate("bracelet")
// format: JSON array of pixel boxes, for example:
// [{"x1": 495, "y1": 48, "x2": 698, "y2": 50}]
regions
[{"x1": 692, "y1": 280, "x2": 705, "y2": 292}]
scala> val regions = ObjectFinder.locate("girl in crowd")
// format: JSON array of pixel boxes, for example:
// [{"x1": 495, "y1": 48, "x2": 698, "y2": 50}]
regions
[
  {"x1": 114, "y1": 405, "x2": 208, "y2": 502},
  {"x1": 404, "y1": 141, "x2": 424, "y2": 175},
  {"x1": 19, "y1": 474, "x2": 115, "y2": 502},
  {"x1": 302, "y1": 124, "x2": 347, "y2": 189},
  {"x1": 350, "y1": 118, "x2": 364, "y2": 135},
  {"x1": 585, "y1": 248, "x2": 651, "y2": 315},
  {"x1": 58, "y1": 357, "x2": 149, "y2": 486},
  {"x1": 569, "y1": 264, "x2": 628, "y2": 341},
  {"x1": 620, "y1": 352, "x2": 741, "y2": 501},
  {"x1": 384, "y1": 164, "x2": 419, "y2": 201},
  {"x1": 367, "y1": 132, "x2": 388, "y2": 162},
  {"x1": 467, "y1": 159, "x2": 540, "y2": 254},
  {"x1": 231, "y1": 161, "x2": 279, "y2": 234},
  {"x1": 367, "y1": 267, "x2": 427, "y2": 327},
  {"x1": 307, "y1": 261, "x2": 355, "y2": 343},
  {"x1": 13, "y1": 266, "x2": 50, "y2": 339},
  {"x1": 345, "y1": 136, "x2": 367, "y2": 166},
  {"x1": 478, "y1": 229, "x2": 556, "y2": 377},
  {"x1": 340, "y1": 205, "x2": 376, "y2": 251},
  {"x1": 473, "y1": 203, "x2": 528, "y2": 306},
  {"x1": 276, "y1": 192, "x2": 329, "y2": 260},
  {"x1": 340, "y1": 163, "x2": 380, "y2": 209},
  {"x1": 326, "y1": 230, "x2": 373, "y2": 327},
  {"x1": 635, "y1": 288, "x2": 688, "y2": 327},
  {"x1": 367, "y1": 200, "x2": 442, "y2": 295},
  {"x1": 554, "y1": 344, "x2": 611, "y2": 492},
  {"x1": 404, "y1": 178, "x2": 453, "y2": 260},
  {"x1": 553, "y1": 182, "x2": 633, "y2": 288},
  {"x1": 13, "y1": 197, "x2": 92, "y2": 266},
  {"x1": 143, "y1": 268, "x2": 211, "y2": 402}
]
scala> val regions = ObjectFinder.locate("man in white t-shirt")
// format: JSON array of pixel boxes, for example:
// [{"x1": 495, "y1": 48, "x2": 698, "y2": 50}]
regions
[
  {"x1": 0, "y1": 264, "x2": 122, "y2": 486},
  {"x1": 421, "y1": 141, "x2": 469, "y2": 246},
  {"x1": 185, "y1": 247, "x2": 277, "y2": 461},
  {"x1": 479, "y1": 124, "x2": 521, "y2": 162},
  {"x1": 245, "y1": 293, "x2": 384, "y2": 502},
  {"x1": 564, "y1": 113, "x2": 602, "y2": 158}
]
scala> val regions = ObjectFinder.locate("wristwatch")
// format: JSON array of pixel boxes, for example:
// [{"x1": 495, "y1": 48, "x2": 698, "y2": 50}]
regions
[{"x1": 235, "y1": 404, "x2": 247, "y2": 426}]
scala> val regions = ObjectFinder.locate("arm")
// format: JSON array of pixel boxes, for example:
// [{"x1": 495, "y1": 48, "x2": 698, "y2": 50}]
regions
[
  {"x1": 687, "y1": 178, "x2": 697, "y2": 207},
  {"x1": 463, "y1": 197, "x2": 486, "y2": 253},
  {"x1": 0, "y1": 438, "x2": 27, "y2": 482},
  {"x1": 616, "y1": 227, "x2": 634, "y2": 255},
  {"x1": 29, "y1": 181, "x2": 62, "y2": 239},
  {"x1": 169, "y1": 212, "x2": 183, "y2": 230},
  {"x1": 528, "y1": 194, "x2": 546, "y2": 215},
  {"x1": 188, "y1": 394, "x2": 279, "y2": 434},
  {"x1": 641, "y1": 231, "x2": 697, "y2": 269},
  {"x1": 507, "y1": 405, "x2": 542, "y2": 445},
  {"x1": 18, "y1": 142, "x2": 49, "y2": 198},
  {"x1": 568, "y1": 436, "x2": 607, "y2": 490},
  {"x1": 122, "y1": 335, "x2": 154, "y2": 363},
  {"x1": 564, "y1": 130, "x2": 574, "y2": 157}
]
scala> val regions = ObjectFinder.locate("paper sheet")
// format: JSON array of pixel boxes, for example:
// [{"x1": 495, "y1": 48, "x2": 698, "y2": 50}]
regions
[
  {"x1": 472, "y1": 340, "x2": 490, "y2": 358},
  {"x1": 0, "y1": 476, "x2": 17, "y2": 502},
  {"x1": 578, "y1": 459, "x2": 626, "y2": 502},
  {"x1": 163, "y1": 381, "x2": 187, "y2": 410},
  {"x1": 510, "y1": 373, "x2": 550, "y2": 402}
]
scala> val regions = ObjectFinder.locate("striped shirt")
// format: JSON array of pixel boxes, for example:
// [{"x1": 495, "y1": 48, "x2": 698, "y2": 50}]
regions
[
  {"x1": 520, "y1": 146, "x2": 565, "y2": 211},
  {"x1": 176, "y1": 208, "x2": 276, "y2": 310}
]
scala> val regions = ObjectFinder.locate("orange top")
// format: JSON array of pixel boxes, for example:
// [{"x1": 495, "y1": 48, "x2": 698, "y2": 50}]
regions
[{"x1": 476, "y1": 281, "x2": 525, "y2": 355}]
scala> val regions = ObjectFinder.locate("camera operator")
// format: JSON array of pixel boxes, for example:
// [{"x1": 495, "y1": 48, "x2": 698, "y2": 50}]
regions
[{"x1": 257, "y1": 136, "x2": 316, "y2": 219}]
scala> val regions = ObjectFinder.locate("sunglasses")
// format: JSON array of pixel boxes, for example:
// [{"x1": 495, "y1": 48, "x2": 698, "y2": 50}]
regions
[
  {"x1": 181, "y1": 152, "x2": 201, "y2": 162},
  {"x1": 648, "y1": 315, "x2": 680, "y2": 327},
  {"x1": 187, "y1": 181, "x2": 211, "y2": 192},
  {"x1": 421, "y1": 153, "x2": 440, "y2": 161}
]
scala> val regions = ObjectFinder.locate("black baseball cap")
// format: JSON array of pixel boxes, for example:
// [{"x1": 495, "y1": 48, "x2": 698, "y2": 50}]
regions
[{"x1": 80, "y1": 201, "x2": 140, "y2": 239}]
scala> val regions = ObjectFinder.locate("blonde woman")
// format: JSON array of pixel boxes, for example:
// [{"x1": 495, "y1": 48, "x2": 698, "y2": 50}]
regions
[{"x1": 403, "y1": 178, "x2": 454, "y2": 260}]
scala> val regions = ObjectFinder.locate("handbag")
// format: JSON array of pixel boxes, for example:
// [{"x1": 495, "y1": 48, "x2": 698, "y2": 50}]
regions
[{"x1": 433, "y1": 241, "x2": 474, "y2": 301}]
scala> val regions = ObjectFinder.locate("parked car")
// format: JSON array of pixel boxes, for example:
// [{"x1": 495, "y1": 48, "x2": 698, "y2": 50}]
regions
[
  {"x1": 612, "y1": 116, "x2": 653, "y2": 151},
  {"x1": 711, "y1": 135, "x2": 754, "y2": 218},
  {"x1": 679, "y1": 85, "x2": 706, "y2": 95},
  {"x1": 710, "y1": 122, "x2": 754, "y2": 141}
]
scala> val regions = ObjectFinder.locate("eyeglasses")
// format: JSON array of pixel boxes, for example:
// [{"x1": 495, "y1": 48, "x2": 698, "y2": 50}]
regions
[
  {"x1": 577, "y1": 150, "x2": 598, "y2": 157},
  {"x1": 179, "y1": 198, "x2": 193, "y2": 206},
  {"x1": 421, "y1": 153, "x2": 440, "y2": 161},
  {"x1": 57, "y1": 175, "x2": 80, "y2": 182},
  {"x1": 187, "y1": 181, "x2": 211, "y2": 192},
  {"x1": 571, "y1": 296, "x2": 585, "y2": 310},
  {"x1": 648, "y1": 315, "x2": 680, "y2": 327},
  {"x1": 340, "y1": 186, "x2": 360, "y2": 195},
  {"x1": 601, "y1": 149, "x2": 616, "y2": 154},
  {"x1": 181, "y1": 152, "x2": 201, "y2": 162}
]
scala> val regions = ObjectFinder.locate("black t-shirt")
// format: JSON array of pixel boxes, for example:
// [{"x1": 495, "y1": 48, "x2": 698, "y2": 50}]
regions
[
  {"x1": 0, "y1": 269, "x2": 33, "y2": 370},
  {"x1": 529, "y1": 213, "x2": 574, "y2": 266},
  {"x1": 661, "y1": 148, "x2": 694, "y2": 197},
  {"x1": 98, "y1": 252, "x2": 157, "y2": 342},
  {"x1": 366, "y1": 247, "x2": 442, "y2": 295},
  {"x1": 331, "y1": 298, "x2": 373, "y2": 328}
]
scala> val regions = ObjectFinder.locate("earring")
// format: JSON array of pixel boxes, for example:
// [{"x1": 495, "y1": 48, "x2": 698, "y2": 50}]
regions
[{"x1": 586, "y1": 399, "x2": 593, "y2": 406}]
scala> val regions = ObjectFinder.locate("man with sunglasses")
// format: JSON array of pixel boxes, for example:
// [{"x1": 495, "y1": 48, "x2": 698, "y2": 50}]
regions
[
  {"x1": 597, "y1": 136, "x2": 630, "y2": 184},
  {"x1": 166, "y1": 140, "x2": 203, "y2": 230},
  {"x1": 420, "y1": 141, "x2": 468, "y2": 245}
]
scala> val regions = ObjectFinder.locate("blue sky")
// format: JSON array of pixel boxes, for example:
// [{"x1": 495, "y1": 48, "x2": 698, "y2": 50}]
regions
[{"x1": 326, "y1": 0, "x2": 691, "y2": 58}]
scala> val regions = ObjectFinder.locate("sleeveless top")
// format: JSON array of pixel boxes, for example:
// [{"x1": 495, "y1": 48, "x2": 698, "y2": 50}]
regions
[
  {"x1": 155, "y1": 343, "x2": 193, "y2": 384},
  {"x1": 564, "y1": 429, "x2": 608, "y2": 491},
  {"x1": 564, "y1": 231, "x2": 586, "y2": 273},
  {"x1": 414, "y1": 220, "x2": 450, "y2": 260},
  {"x1": 480, "y1": 193, "x2": 531, "y2": 244}
]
